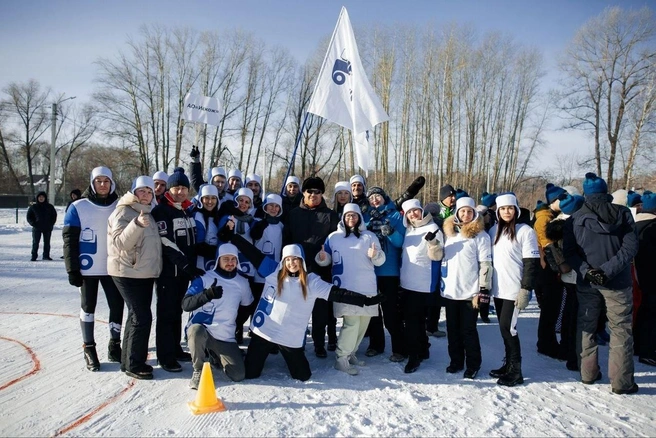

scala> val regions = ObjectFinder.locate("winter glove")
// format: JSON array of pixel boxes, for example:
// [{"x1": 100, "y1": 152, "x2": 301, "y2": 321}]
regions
[
  {"x1": 380, "y1": 224, "x2": 393, "y2": 236},
  {"x1": 68, "y1": 271, "x2": 84, "y2": 287},
  {"x1": 249, "y1": 219, "x2": 269, "y2": 240},
  {"x1": 205, "y1": 279, "x2": 223, "y2": 300},
  {"x1": 183, "y1": 264, "x2": 205, "y2": 279},
  {"x1": 424, "y1": 230, "x2": 437, "y2": 241},
  {"x1": 585, "y1": 269, "x2": 608, "y2": 286},
  {"x1": 218, "y1": 223, "x2": 235, "y2": 243},
  {"x1": 364, "y1": 293, "x2": 386, "y2": 306},
  {"x1": 189, "y1": 145, "x2": 200, "y2": 163},
  {"x1": 514, "y1": 288, "x2": 531, "y2": 310},
  {"x1": 195, "y1": 242, "x2": 217, "y2": 259},
  {"x1": 393, "y1": 176, "x2": 426, "y2": 211}
]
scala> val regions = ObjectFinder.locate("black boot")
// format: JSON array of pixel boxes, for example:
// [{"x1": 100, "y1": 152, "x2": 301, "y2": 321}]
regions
[
  {"x1": 497, "y1": 361, "x2": 523, "y2": 387},
  {"x1": 489, "y1": 358, "x2": 508, "y2": 378},
  {"x1": 83, "y1": 344, "x2": 100, "y2": 371},
  {"x1": 404, "y1": 355, "x2": 421, "y2": 374},
  {"x1": 108, "y1": 339, "x2": 122, "y2": 362}
]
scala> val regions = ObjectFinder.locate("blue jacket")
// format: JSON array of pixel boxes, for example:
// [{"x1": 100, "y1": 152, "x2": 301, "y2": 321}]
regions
[
  {"x1": 563, "y1": 193, "x2": 638, "y2": 289},
  {"x1": 363, "y1": 199, "x2": 405, "y2": 276}
]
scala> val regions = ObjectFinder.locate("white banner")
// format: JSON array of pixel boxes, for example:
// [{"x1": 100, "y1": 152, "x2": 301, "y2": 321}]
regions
[
  {"x1": 182, "y1": 93, "x2": 223, "y2": 127},
  {"x1": 354, "y1": 130, "x2": 371, "y2": 176},
  {"x1": 307, "y1": 7, "x2": 388, "y2": 172}
]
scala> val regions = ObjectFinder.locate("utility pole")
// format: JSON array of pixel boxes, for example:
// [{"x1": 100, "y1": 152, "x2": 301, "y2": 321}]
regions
[{"x1": 49, "y1": 103, "x2": 57, "y2": 204}]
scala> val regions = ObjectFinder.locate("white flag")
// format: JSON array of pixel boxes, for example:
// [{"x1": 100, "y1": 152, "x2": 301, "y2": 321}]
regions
[
  {"x1": 307, "y1": 7, "x2": 388, "y2": 171},
  {"x1": 182, "y1": 93, "x2": 223, "y2": 127},
  {"x1": 354, "y1": 130, "x2": 372, "y2": 176}
]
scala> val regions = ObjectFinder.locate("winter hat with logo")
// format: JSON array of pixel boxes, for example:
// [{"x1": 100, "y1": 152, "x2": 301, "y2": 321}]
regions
[
  {"x1": 402, "y1": 199, "x2": 423, "y2": 227},
  {"x1": 495, "y1": 193, "x2": 520, "y2": 219},
  {"x1": 439, "y1": 184, "x2": 456, "y2": 201},
  {"x1": 583, "y1": 172, "x2": 608, "y2": 195},
  {"x1": 301, "y1": 176, "x2": 325, "y2": 193},
  {"x1": 341, "y1": 203, "x2": 365, "y2": 231},
  {"x1": 200, "y1": 184, "x2": 219, "y2": 199},
  {"x1": 167, "y1": 167, "x2": 190, "y2": 189},
  {"x1": 454, "y1": 197, "x2": 478, "y2": 223},
  {"x1": 560, "y1": 194, "x2": 585, "y2": 215},
  {"x1": 235, "y1": 187, "x2": 254, "y2": 204},
  {"x1": 455, "y1": 188, "x2": 469, "y2": 200},
  {"x1": 152, "y1": 171, "x2": 169, "y2": 183},
  {"x1": 131, "y1": 175, "x2": 155, "y2": 193},
  {"x1": 90, "y1": 166, "x2": 116, "y2": 194},
  {"x1": 280, "y1": 244, "x2": 307, "y2": 271},
  {"x1": 349, "y1": 174, "x2": 366, "y2": 190},
  {"x1": 366, "y1": 186, "x2": 387, "y2": 199},
  {"x1": 480, "y1": 192, "x2": 497, "y2": 208},
  {"x1": 562, "y1": 185, "x2": 580, "y2": 196},
  {"x1": 627, "y1": 191, "x2": 642, "y2": 207},
  {"x1": 545, "y1": 183, "x2": 567, "y2": 204},
  {"x1": 228, "y1": 169, "x2": 243, "y2": 181},
  {"x1": 263, "y1": 193, "x2": 283, "y2": 217},
  {"x1": 641, "y1": 191, "x2": 656, "y2": 213}
]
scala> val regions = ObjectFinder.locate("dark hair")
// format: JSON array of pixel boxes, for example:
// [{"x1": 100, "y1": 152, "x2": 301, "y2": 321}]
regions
[{"x1": 494, "y1": 207, "x2": 517, "y2": 245}]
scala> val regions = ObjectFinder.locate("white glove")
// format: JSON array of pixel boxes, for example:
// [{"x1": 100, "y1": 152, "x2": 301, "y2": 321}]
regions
[{"x1": 514, "y1": 288, "x2": 531, "y2": 310}]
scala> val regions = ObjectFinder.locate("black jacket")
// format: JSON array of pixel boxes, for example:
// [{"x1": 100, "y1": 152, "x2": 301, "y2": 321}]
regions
[
  {"x1": 635, "y1": 214, "x2": 656, "y2": 293},
  {"x1": 563, "y1": 193, "x2": 638, "y2": 289},
  {"x1": 283, "y1": 198, "x2": 339, "y2": 279},
  {"x1": 151, "y1": 193, "x2": 197, "y2": 278},
  {"x1": 27, "y1": 191, "x2": 57, "y2": 232}
]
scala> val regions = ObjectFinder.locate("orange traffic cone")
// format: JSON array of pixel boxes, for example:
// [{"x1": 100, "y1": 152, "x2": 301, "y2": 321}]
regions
[{"x1": 188, "y1": 362, "x2": 226, "y2": 415}]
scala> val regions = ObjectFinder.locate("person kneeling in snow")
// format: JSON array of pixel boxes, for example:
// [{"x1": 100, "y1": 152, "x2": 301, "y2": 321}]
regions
[{"x1": 182, "y1": 243, "x2": 254, "y2": 389}]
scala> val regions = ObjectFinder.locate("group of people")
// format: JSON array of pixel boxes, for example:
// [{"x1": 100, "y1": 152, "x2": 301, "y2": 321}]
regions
[{"x1": 48, "y1": 151, "x2": 653, "y2": 395}]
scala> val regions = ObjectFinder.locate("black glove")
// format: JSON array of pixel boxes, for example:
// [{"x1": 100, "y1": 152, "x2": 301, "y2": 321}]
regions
[
  {"x1": 189, "y1": 145, "x2": 200, "y2": 162},
  {"x1": 585, "y1": 269, "x2": 608, "y2": 286},
  {"x1": 424, "y1": 230, "x2": 437, "y2": 241},
  {"x1": 249, "y1": 219, "x2": 269, "y2": 240},
  {"x1": 68, "y1": 271, "x2": 83, "y2": 287},
  {"x1": 206, "y1": 279, "x2": 223, "y2": 300},
  {"x1": 364, "y1": 293, "x2": 386, "y2": 306},
  {"x1": 394, "y1": 176, "x2": 426, "y2": 210},
  {"x1": 218, "y1": 223, "x2": 234, "y2": 243},
  {"x1": 183, "y1": 264, "x2": 205, "y2": 279},
  {"x1": 380, "y1": 224, "x2": 393, "y2": 236},
  {"x1": 478, "y1": 288, "x2": 490, "y2": 305},
  {"x1": 195, "y1": 242, "x2": 217, "y2": 259}
]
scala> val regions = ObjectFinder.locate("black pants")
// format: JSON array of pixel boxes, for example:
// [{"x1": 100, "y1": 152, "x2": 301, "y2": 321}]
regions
[
  {"x1": 311, "y1": 298, "x2": 337, "y2": 348},
  {"x1": 401, "y1": 289, "x2": 431, "y2": 357},
  {"x1": 80, "y1": 276, "x2": 125, "y2": 344},
  {"x1": 426, "y1": 293, "x2": 442, "y2": 333},
  {"x1": 366, "y1": 276, "x2": 404, "y2": 354},
  {"x1": 559, "y1": 283, "x2": 579, "y2": 366},
  {"x1": 445, "y1": 298, "x2": 481, "y2": 370},
  {"x1": 635, "y1": 286, "x2": 656, "y2": 359},
  {"x1": 31, "y1": 228, "x2": 52, "y2": 259},
  {"x1": 245, "y1": 333, "x2": 311, "y2": 381},
  {"x1": 536, "y1": 265, "x2": 563, "y2": 356},
  {"x1": 112, "y1": 277, "x2": 154, "y2": 372},
  {"x1": 494, "y1": 297, "x2": 521, "y2": 364},
  {"x1": 155, "y1": 275, "x2": 188, "y2": 362}
]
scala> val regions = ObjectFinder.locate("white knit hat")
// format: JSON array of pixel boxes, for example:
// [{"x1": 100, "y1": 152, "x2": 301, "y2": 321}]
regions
[
  {"x1": 495, "y1": 193, "x2": 520, "y2": 219},
  {"x1": 402, "y1": 199, "x2": 423, "y2": 227}
]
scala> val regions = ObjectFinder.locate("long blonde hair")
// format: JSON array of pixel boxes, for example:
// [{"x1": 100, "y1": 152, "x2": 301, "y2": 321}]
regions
[{"x1": 277, "y1": 258, "x2": 308, "y2": 300}]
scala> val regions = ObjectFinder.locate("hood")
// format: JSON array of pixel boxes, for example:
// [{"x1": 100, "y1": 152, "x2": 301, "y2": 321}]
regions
[
  {"x1": 338, "y1": 203, "x2": 366, "y2": 232},
  {"x1": 443, "y1": 214, "x2": 484, "y2": 239},
  {"x1": 35, "y1": 191, "x2": 48, "y2": 203},
  {"x1": 407, "y1": 211, "x2": 435, "y2": 229},
  {"x1": 117, "y1": 192, "x2": 153, "y2": 214},
  {"x1": 575, "y1": 194, "x2": 625, "y2": 234}
]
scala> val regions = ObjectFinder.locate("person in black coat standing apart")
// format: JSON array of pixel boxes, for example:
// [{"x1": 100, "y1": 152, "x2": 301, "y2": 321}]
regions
[{"x1": 27, "y1": 191, "x2": 57, "y2": 261}]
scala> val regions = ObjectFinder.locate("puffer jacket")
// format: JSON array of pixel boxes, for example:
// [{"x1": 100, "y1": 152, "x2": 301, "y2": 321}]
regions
[
  {"x1": 107, "y1": 192, "x2": 162, "y2": 279},
  {"x1": 26, "y1": 191, "x2": 57, "y2": 232}
]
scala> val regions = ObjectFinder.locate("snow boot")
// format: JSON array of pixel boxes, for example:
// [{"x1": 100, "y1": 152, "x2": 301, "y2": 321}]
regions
[
  {"x1": 83, "y1": 344, "x2": 100, "y2": 371},
  {"x1": 335, "y1": 356, "x2": 358, "y2": 375},
  {"x1": 348, "y1": 354, "x2": 365, "y2": 366},
  {"x1": 489, "y1": 359, "x2": 508, "y2": 378},
  {"x1": 189, "y1": 370, "x2": 202, "y2": 389},
  {"x1": 446, "y1": 364, "x2": 464, "y2": 374},
  {"x1": 125, "y1": 365, "x2": 153, "y2": 380},
  {"x1": 463, "y1": 368, "x2": 479, "y2": 379},
  {"x1": 108, "y1": 339, "x2": 122, "y2": 362},
  {"x1": 404, "y1": 355, "x2": 421, "y2": 374},
  {"x1": 497, "y1": 361, "x2": 523, "y2": 387}
]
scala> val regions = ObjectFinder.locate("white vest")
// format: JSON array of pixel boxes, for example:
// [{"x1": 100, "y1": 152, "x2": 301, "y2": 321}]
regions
[
  {"x1": 72, "y1": 198, "x2": 117, "y2": 276},
  {"x1": 254, "y1": 221, "x2": 284, "y2": 283}
]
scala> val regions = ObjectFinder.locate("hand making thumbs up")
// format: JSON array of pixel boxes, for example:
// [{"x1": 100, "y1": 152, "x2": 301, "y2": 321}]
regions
[
  {"x1": 137, "y1": 209, "x2": 150, "y2": 227},
  {"x1": 367, "y1": 242, "x2": 377, "y2": 259},
  {"x1": 318, "y1": 247, "x2": 328, "y2": 262}
]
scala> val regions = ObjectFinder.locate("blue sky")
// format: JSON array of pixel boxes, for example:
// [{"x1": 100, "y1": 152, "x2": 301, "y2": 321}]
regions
[{"x1": 0, "y1": 0, "x2": 651, "y2": 169}]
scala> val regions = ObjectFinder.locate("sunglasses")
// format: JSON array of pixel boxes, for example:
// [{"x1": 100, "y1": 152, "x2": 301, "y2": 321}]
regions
[{"x1": 306, "y1": 189, "x2": 323, "y2": 195}]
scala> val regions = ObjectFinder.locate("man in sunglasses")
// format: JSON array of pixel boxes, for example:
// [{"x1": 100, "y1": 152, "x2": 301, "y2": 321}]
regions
[{"x1": 283, "y1": 176, "x2": 340, "y2": 357}]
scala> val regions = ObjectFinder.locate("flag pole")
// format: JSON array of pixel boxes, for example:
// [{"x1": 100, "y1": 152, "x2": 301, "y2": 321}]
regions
[{"x1": 280, "y1": 112, "x2": 310, "y2": 196}]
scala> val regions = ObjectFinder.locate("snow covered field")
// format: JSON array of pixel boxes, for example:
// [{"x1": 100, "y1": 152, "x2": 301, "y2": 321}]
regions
[{"x1": 1, "y1": 208, "x2": 655, "y2": 437}]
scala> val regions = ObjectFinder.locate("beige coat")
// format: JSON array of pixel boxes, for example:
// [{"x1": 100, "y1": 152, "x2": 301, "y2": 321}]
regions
[{"x1": 107, "y1": 193, "x2": 162, "y2": 279}]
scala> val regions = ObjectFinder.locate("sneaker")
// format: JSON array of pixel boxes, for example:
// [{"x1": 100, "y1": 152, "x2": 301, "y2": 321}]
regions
[
  {"x1": 83, "y1": 344, "x2": 100, "y2": 371},
  {"x1": 159, "y1": 360, "x2": 182, "y2": 373},
  {"x1": 176, "y1": 351, "x2": 192, "y2": 362},
  {"x1": 365, "y1": 348, "x2": 383, "y2": 357},
  {"x1": 314, "y1": 346, "x2": 327, "y2": 358},
  {"x1": 108, "y1": 339, "x2": 122, "y2": 362},
  {"x1": 426, "y1": 329, "x2": 446, "y2": 338},
  {"x1": 582, "y1": 371, "x2": 602, "y2": 385},
  {"x1": 446, "y1": 364, "x2": 464, "y2": 374},
  {"x1": 326, "y1": 342, "x2": 337, "y2": 352},
  {"x1": 389, "y1": 353, "x2": 407, "y2": 363},
  {"x1": 335, "y1": 357, "x2": 358, "y2": 375},
  {"x1": 463, "y1": 368, "x2": 479, "y2": 379},
  {"x1": 404, "y1": 356, "x2": 421, "y2": 374},
  {"x1": 348, "y1": 354, "x2": 365, "y2": 366},
  {"x1": 612, "y1": 383, "x2": 639, "y2": 395},
  {"x1": 189, "y1": 370, "x2": 202, "y2": 389},
  {"x1": 639, "y1": 357, "x2": 656, "y2": 367}
]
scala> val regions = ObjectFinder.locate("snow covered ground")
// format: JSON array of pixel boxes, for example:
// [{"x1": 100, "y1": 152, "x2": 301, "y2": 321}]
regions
[{"x1": 1, "y1": 208, "x2": 655, "y2": 437}]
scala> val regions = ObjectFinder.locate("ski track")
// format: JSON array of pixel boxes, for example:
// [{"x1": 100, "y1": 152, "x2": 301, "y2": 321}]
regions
[{"x1": 1, "y1": 212, "x2": 655, "y2": 437}]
